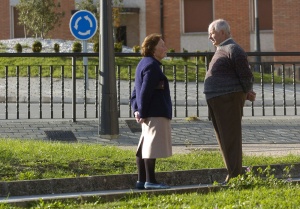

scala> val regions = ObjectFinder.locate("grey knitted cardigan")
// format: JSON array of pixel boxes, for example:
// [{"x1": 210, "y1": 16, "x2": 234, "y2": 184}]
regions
[{"x1": 204, "y1": 39, "x2": 254, "y2": 100}]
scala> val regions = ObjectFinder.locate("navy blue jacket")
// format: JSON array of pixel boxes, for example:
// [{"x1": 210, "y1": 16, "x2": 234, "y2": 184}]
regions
[{"x1": 131, "y1": 57, "x2": 172, "y2": 119}]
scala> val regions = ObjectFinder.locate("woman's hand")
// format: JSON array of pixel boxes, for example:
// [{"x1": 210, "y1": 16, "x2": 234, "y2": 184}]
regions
[
  {"x1": 134, "y1": 111, "x2": 145, "y2": 124},
  {"x1": 246, "y1": 90, "x2": 256, "y2": 102}
]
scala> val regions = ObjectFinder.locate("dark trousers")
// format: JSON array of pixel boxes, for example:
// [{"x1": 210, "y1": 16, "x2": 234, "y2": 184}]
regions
[{"x1": 207, "y1": 91, "x2": 246, "y2": 181}]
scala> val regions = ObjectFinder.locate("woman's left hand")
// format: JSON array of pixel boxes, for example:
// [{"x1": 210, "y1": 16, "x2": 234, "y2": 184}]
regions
[{"x1": 134, "y1": 111, "x2": 145, "y2": 123}]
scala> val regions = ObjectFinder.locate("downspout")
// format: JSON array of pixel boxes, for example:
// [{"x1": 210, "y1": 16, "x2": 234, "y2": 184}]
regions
[{"x1": 160, "y1": 0, "x2": 164, "y2": 39}]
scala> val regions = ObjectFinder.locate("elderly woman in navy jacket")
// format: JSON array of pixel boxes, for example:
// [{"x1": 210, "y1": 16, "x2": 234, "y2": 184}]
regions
[{"x1": 131, "y1": 33, "x2": 172, "y2": 190}]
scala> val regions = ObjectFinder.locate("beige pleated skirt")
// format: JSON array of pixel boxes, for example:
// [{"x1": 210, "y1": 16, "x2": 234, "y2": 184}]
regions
[{"x1": 136, "y1": 117, "x2": 172, "y2": 159}]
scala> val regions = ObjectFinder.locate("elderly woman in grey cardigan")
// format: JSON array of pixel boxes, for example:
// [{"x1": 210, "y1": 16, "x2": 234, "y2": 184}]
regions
[{"x1": 130, "y1": 33, "x2": 172, "y2": 190}]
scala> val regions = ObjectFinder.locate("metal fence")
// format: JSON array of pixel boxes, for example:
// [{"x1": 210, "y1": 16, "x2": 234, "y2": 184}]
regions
[{"x1": 0, "y1": 52, "x2": 299, "y2": 121}]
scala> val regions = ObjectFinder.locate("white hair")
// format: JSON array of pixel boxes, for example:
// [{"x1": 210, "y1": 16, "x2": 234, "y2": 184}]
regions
[{"x1": 208, "y1": 19, "x2": 231, "y2": 36}]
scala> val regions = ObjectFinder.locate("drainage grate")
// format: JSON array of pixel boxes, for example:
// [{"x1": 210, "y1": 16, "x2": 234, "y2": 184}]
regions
[
  {"x1": 44, "y1": 130, "x2": 77, "y2": 142},
  {"x1": 125, "y1": 120, "x2": 142, "y2": 133}
]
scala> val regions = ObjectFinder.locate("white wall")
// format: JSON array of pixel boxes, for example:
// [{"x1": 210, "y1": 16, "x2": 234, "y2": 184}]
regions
[
  {"x1": 250, "y1": 31, "x2": 274, "y2": 52},
  {"x1": 181, "y1": 33, "x2": 215, "y2": 52},
  {"x1": 181, "y1": 31, "x2": 274, "y2": 53},
  {"x1": 10, "y1": 0, "x2": 19, "y2": 6}
]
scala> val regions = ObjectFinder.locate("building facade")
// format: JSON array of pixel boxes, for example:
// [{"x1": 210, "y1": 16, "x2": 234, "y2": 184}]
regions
[{"x1": 0, "y1": 0, "x2": 299, "y2": 61}]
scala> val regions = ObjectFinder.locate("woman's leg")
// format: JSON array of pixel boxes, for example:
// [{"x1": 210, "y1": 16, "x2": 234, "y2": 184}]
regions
[
  {"x1": 136, "y1": 134, "x2": 156, "y2": 184},
  {"x1": 144, "y1": 158, "x2": 157, "y2": 183},
  {"x1": 136, "y1": 145, "x2": 146, "y2": 183},
  {"x1": 144, "y1": 158, "x2": 170, "y2": 189}
]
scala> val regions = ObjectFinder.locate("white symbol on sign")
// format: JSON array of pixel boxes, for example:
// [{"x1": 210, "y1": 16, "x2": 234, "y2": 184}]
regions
[{"x1": 73, "y1": 15, "x2": 94, "y2": 36}]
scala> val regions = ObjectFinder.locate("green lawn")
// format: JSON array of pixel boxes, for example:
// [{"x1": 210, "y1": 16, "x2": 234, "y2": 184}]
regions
[
  {"x1": 0, "y1": 56, "x2": 295, "y2": 83},
  {"x1": 0, "y1": 139, "x2": 300, "y2": 209},
  {"x1": 1, "y1": 139, "x2": 300, "y2": 181},
  {"x1": 0, "y1": 139, "x2": 299, "y2": 208}
]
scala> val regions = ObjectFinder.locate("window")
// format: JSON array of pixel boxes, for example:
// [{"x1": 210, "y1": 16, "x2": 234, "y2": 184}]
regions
[
  {"x1": 116, "y1": 26, "x2": 127, "y2": 46},
  {"x1": 183, "y1": 0, "x2": 213, "y2": 33}
]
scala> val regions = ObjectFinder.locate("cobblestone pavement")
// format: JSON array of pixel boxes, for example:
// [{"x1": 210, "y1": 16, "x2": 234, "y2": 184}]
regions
[{"x1": 0, "y1": 116, "x2": 299, "y2": 156}]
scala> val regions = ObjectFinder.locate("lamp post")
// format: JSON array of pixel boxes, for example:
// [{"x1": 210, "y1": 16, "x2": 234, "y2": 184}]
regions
[
  {"x1": 98, "y1": 0, "x2": 119, "y2": 138},
  {"x1": 254, "y1": 0, "x2": 261, "y2": 72}
]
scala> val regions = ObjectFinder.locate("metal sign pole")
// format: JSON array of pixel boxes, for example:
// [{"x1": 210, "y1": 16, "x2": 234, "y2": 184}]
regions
[
  {"x1": 99, "y1": 0, "x2": 119, "y2": 137},
  {"x1": 254, "y1": 0, "x2": 261, "y2": 72},
  {"x1": 82, "y1": 40, "x2": 89, "y2": 89},
  {"x1": 69, "y1": 10, "x2": 97, "y2": 115}
]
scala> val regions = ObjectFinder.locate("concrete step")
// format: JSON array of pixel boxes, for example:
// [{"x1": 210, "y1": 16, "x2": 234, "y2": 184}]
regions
[
  {"x1": 0, "y1": 184, "x2": 221, "y2": 207},
  {"x1": 2, "y1": 179, "x2": 300, "y2": 208},
  {"x1": 1, "y1": 163, "x2": 299, "y2": 207}
]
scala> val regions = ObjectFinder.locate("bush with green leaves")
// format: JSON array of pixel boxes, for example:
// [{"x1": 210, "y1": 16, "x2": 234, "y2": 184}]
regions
[
  {"x1": 182, "y1": 48, "x2": 189, "y2": 62},
  {"x1": 225, "y1": 165, "x2": 293, "y2": 190},
  {"x1": 32, "y1": 40, "x2": 42, "y2": 52},
  {"x1": 14, "y1": 43, "x2": 22, "y2": 53},
  {"x1": 72, "y1": 41, "x2": 82, "y2": 53},
  {"x1": 198, "y1": 50, "x2": 205, "y2": 63},
  {"x1": 114, "y1": 42, "x2": 122, "y2": 52},
  {"x1": 168, "y1": 48, "x2": 175, "y2": 60},
  {"x1": 93, "y1": 42, "x2": 99, "y2": 53},
  {"x1": 168, "y1": 48, "x2": 175, "y2": 53},
  {"x1": 132, "y1": 45, "x2": 140, "y2": 53},
  {"x1": 54, "y1": 43, "x2": 60, "y2": 53},
  {"x1": 195, "y1": 50, "x2": 201, "y2": 63}
]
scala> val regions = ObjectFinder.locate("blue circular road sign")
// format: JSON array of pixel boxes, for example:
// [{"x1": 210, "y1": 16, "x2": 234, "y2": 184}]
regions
[{"x1": 69, "y1": 10, "x2": 98, "y2": 40}]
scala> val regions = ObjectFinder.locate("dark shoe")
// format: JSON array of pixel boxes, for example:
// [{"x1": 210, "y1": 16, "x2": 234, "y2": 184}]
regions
[
  {"x1": 144, "y1": 182, "x2": 170, "y2": 189},
  {"x1": 135, "y1": 181, "x2": 145, "y2": 190}
]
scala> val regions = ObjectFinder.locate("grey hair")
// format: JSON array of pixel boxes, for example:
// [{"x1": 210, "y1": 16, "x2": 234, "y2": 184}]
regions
[{"x1": 208, "y1": 19, "x2": 231, "y2": 36}]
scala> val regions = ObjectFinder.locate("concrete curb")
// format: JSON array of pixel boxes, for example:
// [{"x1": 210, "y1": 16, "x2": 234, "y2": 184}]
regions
[
  {"x1": 0, "y1": 168, "x2": 228, "y2": 197},
  {"x1": 0, "y1": 163, "x2": 299, "y2": 207}
]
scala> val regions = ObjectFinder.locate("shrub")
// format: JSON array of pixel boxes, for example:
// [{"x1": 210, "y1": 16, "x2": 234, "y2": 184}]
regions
[
  {"x1": 72, "y1": 41, "x2": 82, "y2": 53},
  {"x1": 225, "y1": 165, "x2": 293, "y2": 190},
  {"x1": 93, "y1": 42, "x2": 99, "y2": 53},
  {"x1": 32, "y1": 41, "x2": 42, "y2": 53},
  {"x1": 168, "y1": 48, "x2": 175, "y2": 60},
  {"x1": 182, "y1": 48, "x2": 189, "y2": 62},
  {"x1": 54, "y1": 43, "x2": 60, "y2": 53},
  {"x1": 132, "y1": 45, "x2": 140, "y2": 53},
  {"x1": 199, "y1": 50, "x2": 205, "y2": 63},
  {"x1": 200, "y1": 50, "x2": 213, "y2": 64},
  {"x1": 195, "y1": 50, "x2": 201, "y2": 63},
  {"x1": 114, "y1": 42, "x2": 122, "y2": 52},
  {"x1": 168, "y1": 48, "x2": 175, "y2": 53},
  {"x1": 14, "y1": 43, "x2": 22, "y2": 53}
]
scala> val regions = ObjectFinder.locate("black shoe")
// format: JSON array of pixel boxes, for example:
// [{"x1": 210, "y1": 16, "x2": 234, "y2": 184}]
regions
[{"x1": 135, "y1": 181, "x2": 145, "y2": 190}]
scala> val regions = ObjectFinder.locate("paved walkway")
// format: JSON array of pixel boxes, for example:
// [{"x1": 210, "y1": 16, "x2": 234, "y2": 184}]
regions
[{"x1": 0, "y1": 116, "x2": 300, "y2": 156}]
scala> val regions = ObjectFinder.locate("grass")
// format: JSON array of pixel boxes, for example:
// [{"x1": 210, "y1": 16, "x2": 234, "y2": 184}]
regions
[
  {"x1": 2, "y1": 186, "x2": 300, "y2": 208},
  {"x1": 95, "y1": 186, "x2": 300, "y2": 208},
  {"x1": 1, "y1": 139, "x2": 300, "y2": 181},
  {"x1": 1, "y1": 138, "x2": 300, "y2": 182},
  {"x1": 0, "y1": 139, "x2": 300, "y2": 208},
  {"x1": 0, "y1": 56, "x2": 295, "y2": 83}
]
